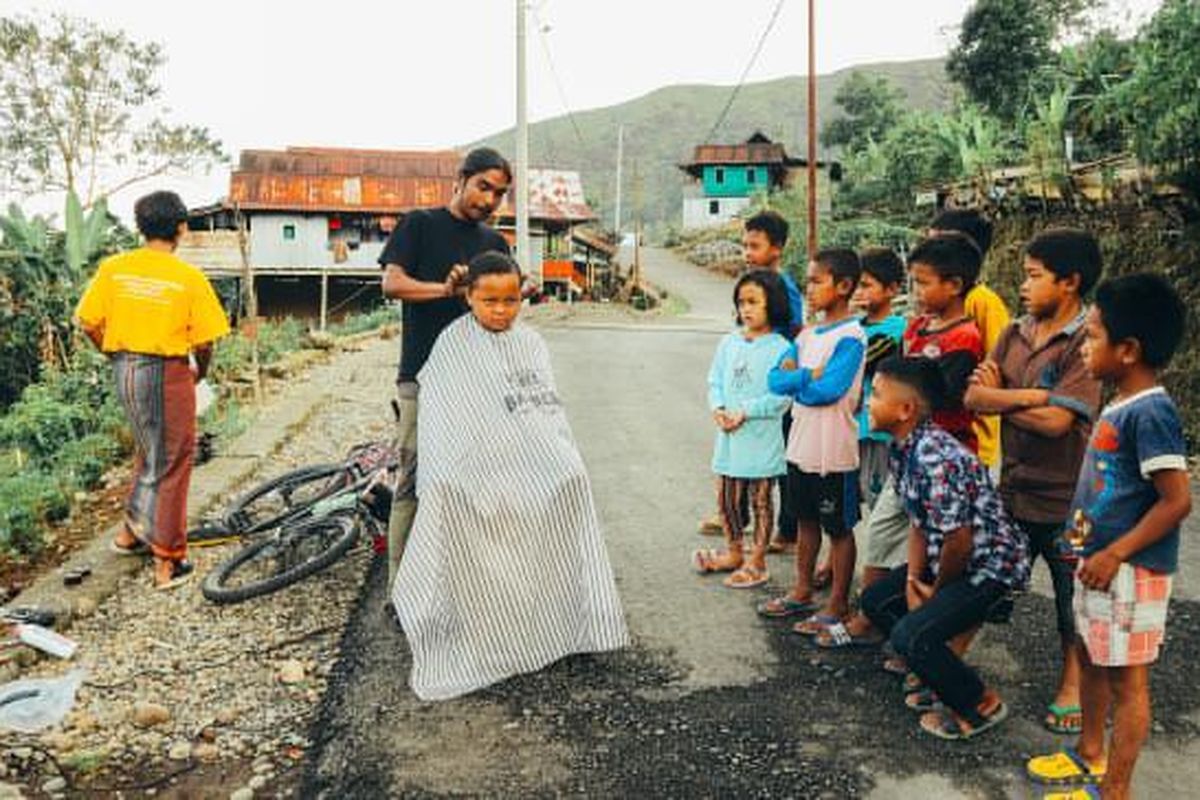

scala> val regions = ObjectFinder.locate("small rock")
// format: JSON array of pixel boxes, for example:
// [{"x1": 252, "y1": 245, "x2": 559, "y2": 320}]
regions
[
  {"x1": 167, "y1": 741, "x2": 191, "y2": 761},
  {"x1": 193, "y1": 743, "x2": 219, "y2": 763},
  {"x1": 230, "y1": 788, "x2": 253, "y2": 800},
  {"x1": 215, "y1": 707, "x2": 239, "y2": 725},
  {"x1": 42, "y1": 777, "x2": 67, "y2": 794},
  {"x1": 252, "y1": 761, "x2": 273, "y2": 774},
  {"x1": 132, "y1": 702, "x2": 171, "y2": 728},
  {"x1": 74, "y1": 596, "x2": 98, "y2": 618},
  {"x1": 199, "y1": 727, "x2": 217, "y2": 743},
  {"x1": 248, "y1": 774, "x2": 268, "y2": 790},
  {"x1": 277, "y1": 660, "x2": 305, "y2": 684}
]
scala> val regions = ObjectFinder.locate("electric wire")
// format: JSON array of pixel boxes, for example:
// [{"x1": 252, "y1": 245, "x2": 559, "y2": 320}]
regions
[{"x1": 705, "y1": 0, "x2": 788, "y2": 143}]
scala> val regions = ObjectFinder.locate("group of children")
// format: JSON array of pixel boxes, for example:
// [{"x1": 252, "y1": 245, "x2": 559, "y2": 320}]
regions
[{"x1": 698, "y1": 209, "x2": 1191, "y2": 799}]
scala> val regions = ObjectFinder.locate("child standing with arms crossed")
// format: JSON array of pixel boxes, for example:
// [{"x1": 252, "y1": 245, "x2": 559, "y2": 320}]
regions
[
  {"x1": 695, "y1": 270, "x2": 793, "y2": 587},
  {"x1": 759, "y1": 250, "x2": 866, "y2": 634},
  {"x1": 1027, "y1": 274, "x2": 1191, "y2": 800}
]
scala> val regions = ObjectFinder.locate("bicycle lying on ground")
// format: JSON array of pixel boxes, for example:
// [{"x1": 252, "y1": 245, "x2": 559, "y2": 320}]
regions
[{"x1": 195, "y1": 432, "x2": 411, "y2": 604}]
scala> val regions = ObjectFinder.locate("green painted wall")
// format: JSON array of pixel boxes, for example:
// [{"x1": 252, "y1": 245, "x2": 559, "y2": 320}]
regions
[{"x1": 702, "y1": 165, "x2": 768, "y2": 197}]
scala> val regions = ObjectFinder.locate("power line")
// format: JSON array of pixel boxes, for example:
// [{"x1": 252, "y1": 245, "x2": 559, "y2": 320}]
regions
[
  {"x1": 532, "y1": 6, "x2": 587, "y2": 149},
  {"x1": 705, "y1": 0, "x2": 788, "y2": 143}
]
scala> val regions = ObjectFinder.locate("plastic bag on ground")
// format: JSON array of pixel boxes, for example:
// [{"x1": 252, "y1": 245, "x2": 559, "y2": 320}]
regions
[{"x1": 0, "y1": 669, "x2": 86, "y2": 733}]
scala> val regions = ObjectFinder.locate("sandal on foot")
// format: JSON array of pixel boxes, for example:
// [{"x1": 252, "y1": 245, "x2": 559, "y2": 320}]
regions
[
  {"x1": 154, "y1": 560, "x2": 194, "y2": 591},
  {"x1": 693, "y1": 548, "x2": 740, "y2": 574},
  {"x1": 792, "y1": 613, "x2": 842, "y2": 636},
  {"x1": 1041, "y1": 786, "x2": 1101, "y2": 800},
  {"x1": 756, "y1": 595, "x2": 816, "y2": 618},
  {"x1": 815, "y1": 621, "x2": 884, "y2": 649},
  {"x1": 1026, "y1": 748, "x2": 1107, "y2": 785},
  {"x1": 723, "y1": 566, "x2": 769, "y2": 589},
  {"x1": 1043, "y1": 702, "x2": 1083, "y2": 735},
  {"x1": 765, "y1": 538, "x2": 795, "y2": 555},
  {"x1": 904, "y1": 687, "x2": 941, "y2": 711},
  {"x1": 111, "y1": 537, "x2": 148, "y2": 556},
  {"x1": 902, "y1": 672, "x2": 923, "y2": 693},
  {"x1": 881, "y1": 656, "x2": 908, "y2": 676},
  {"x1": 918, "y1": 701, "x2": 1008, "y2": 740}
]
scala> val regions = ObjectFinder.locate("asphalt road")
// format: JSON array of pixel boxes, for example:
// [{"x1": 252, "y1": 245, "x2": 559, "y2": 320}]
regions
[{"x1": 302, "y1": 248, "x2": 1200, "y2": 799}]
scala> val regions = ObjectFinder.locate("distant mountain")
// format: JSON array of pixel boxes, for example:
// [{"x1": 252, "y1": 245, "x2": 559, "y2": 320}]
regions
[{"x1": 471, "y1": 57, "x2": 952, "y2": 230}]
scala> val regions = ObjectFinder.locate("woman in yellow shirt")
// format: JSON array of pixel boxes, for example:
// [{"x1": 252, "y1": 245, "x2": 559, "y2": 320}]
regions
[{"x1": 75, "y1": 191, "x2": 230, "y2": 589}]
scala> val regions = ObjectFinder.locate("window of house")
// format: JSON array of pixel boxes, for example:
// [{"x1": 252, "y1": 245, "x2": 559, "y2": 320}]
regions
[
  {"x1": 714, "y1": 168, "x2": 725, "y2": 184},
  {"x1": 746, "y1": 168, "x2": 756, "y2": 184},
  {"x1": 282, "y1": 224, "x2": 296, "y2": 241},
  {"x1": 709, "y1": 200, "x2": 720, "y2": 215}
]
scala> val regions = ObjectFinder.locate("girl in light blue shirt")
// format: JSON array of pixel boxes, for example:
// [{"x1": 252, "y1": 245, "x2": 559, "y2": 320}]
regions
[{"x1": 695, "y1": 270, "x2": 793, "y2": 589}]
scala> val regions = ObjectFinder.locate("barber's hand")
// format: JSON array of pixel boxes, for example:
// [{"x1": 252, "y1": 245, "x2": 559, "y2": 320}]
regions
[
  {"x1": 444, "y1": 264, "x2": 469, "y2": 296},
  {"x1": 1079, "y1": 549, "x2": 1121, "y2": 592}
]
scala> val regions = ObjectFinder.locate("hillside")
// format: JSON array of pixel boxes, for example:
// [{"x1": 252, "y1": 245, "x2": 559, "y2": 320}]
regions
[{"x1": 472, "y1": 57, "x2": 952, "y2": 230}]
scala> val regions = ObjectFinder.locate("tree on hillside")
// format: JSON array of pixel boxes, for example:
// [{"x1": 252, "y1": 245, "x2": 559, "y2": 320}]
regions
[
  {"x1": 1106, "y1": 0, "x2": 1200, "y2": 199},
  {"x1": 820, "y1": 71, "x2": 905, "y2": 156},
  {"x1": 947, "y1": 0, "x2": 1099, "y2": 123},
  {"x1": 0, "y1": 13, "x2": 226, "y2": 208}
]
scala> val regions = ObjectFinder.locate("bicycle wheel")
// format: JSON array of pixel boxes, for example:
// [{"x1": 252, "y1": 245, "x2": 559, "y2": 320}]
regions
[
  {"x1": 201, "y1": 513, "x2": 360, "y2": 604},
  {"x1": 224, "y1": 463, "x2": 350, "y2": 534}
]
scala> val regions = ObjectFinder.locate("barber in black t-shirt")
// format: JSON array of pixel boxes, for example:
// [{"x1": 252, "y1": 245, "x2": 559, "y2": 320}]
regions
[{"x1": 379, "y1": 147, "x2": 512, "y2": 587}]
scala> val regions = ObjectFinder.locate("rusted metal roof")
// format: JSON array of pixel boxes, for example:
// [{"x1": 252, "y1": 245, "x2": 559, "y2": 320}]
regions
[
  {"x1": 228, "y1": 146, "x2": 461, "y2": 213},
  {"x1": 496, "y1": 168, "x2": 596, "y2": 224},
  {"x1": 679, "y1": 132, "x2": 811, "y2": 179}
]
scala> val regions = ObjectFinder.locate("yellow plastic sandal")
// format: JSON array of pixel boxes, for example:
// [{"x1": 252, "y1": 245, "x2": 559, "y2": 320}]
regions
[
  {"x1": 1042, "y1": 786, "x2": 1100, "y2": 800},
  {"x1": 1027, "y1": 749, "x2": 1107, "y2": 785}
]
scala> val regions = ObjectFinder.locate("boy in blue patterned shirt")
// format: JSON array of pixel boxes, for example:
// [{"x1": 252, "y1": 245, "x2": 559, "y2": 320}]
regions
[
  {"x1": 1027, "y1": 274, "x2": 1191, "y2": 800},
  {"x1": 861, "y1": 356, "x2": 1029, "y2": 740}
]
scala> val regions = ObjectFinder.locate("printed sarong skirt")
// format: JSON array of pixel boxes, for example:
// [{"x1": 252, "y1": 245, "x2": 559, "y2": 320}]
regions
[{"x1": 112, "y1": 352, "x2": 195, "y2": 560}]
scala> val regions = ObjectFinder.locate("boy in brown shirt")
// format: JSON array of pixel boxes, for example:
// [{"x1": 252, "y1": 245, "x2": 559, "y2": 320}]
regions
[{"x1": 965, "y1": 229, "x2": 1103, "y2": 735}]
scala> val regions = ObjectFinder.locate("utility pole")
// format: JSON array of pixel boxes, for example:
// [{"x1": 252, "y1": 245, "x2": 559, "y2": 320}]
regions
[
  {"x1": 233, "y1": 203, "x2": 261, "y2": 403},
  {"x1": 806, "y1": 0, "x2": 818, "y2": 259},
  {"x1": 614, "y1": 124, "x2": 624, "y2": 235},
  {"x1": 515, "y1": 0, "x2": 531, "y2": 274}
]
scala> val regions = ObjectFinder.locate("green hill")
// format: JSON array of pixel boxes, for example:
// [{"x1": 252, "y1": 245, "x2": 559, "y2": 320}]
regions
[{"x1": 471, "y1": 57, "x2": 952, "y2": 231}]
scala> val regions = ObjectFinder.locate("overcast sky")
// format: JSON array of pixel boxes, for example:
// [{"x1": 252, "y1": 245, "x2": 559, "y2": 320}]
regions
[{"x1": 1, "y1": 0, "x2": 1162, "y2": 222}]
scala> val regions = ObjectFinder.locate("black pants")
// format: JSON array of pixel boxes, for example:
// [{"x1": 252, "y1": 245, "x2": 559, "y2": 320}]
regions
[
  {"x1": 861, "y1": 566, "x2": 1009, "y2": 717},
  {"x1": 1017, "y1": 519, "x2": 1076, "y2": 638},
  {"x1": 775, "y1": 410, "x2": 797, "y2": 542}
]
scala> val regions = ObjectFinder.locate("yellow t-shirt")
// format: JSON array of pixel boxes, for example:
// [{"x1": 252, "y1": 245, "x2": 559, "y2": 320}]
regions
[
  {"x1": 75, "y1": 248, "x2": 231, "y2": 357},
  {"x1": 964, "y1": 282, "x2": 1011, "y2": 467}
]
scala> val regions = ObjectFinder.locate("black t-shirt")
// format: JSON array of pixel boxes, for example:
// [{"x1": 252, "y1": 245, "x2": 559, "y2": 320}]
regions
[{"x1": 378, "y1": 208, "x2": 510, "y2": 382}]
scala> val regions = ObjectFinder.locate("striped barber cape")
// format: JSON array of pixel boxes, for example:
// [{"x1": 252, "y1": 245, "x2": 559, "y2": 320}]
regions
[{"x1": 392, "y1": 315, "x2": 629, "y2": 701}]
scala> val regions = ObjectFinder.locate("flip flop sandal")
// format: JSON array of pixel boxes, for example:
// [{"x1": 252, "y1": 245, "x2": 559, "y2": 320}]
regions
[
  {"x1": 1040, "y1": 786, "x2": 1101, "y2": 800},
  {"x1": 766, "y1": 539, "x2": 796, "y2": 554},
  {"x1": 792, "y1": 613, "x2": 842, "y2": 637},
  {"x1": 881, "y1": 656, "x2": 908, "y2": 676},
  {"x1": 110, "y1": 538, "x2": 148, "y2": 556},
  {"x1": 756, "y1": 596, "x2": 817, "y2": 618},
  {"x1": 1043, "y1": 702, "x2": 1084, "y2": 735},
  {"x1": 723, "y1": 566, "x2": 769, "y2": 589},
  {"x1": 904, "y1": 687, "x2": 941, "y2": 711},
  {"x1": 692, "y1": 548, "x2": 739, "y2": 574},
  {"x1": 918, "y1": 702, "x2": 1008, "y2": 741},
  {"x1": 1026, "y1": 747, "x2": 1107, "y2": 786},
  {"x1": 154, "y1": 560, "x2": 195, "y2": 591},
  {"x1": 814, "y1": 621, "x2": 885, "y2": 649}
]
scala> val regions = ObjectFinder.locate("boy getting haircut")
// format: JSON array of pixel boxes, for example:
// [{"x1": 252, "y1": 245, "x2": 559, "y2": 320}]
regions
[{"x1": 1028, "y1": 272, "x2": 1190, "y2": 795}]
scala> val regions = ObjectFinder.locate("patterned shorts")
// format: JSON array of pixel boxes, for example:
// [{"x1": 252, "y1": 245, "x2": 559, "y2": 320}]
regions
[{"x1": 1074, "y1": 562, "x2": 1172, "y2": 667}]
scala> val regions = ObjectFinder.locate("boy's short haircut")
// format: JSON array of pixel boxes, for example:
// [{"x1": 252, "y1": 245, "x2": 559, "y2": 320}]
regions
[
  {"x1": 931, "y1": 208, "x2": 993, "y2": 256},
  {"x1": 134, "y1": 191, "x2": 188, "y2": 242},
  {"x1": 745, "y1": 210, "x2": 789, "y2": 248},
  {"x1": 876, "y1": 355, "x2": 947, "y2": 414},
  {"x1": 813, "y1": 247, "x2": 861, "y2": 290},
  {"x1": 1026, "y1": 228, "x2": 1103, "y2": 297},
  {"x1": 908, "y1": 233, "x2": 981, "y2": 296},
  {"x1": 859, "y1": 246, "x2": 905, "y2": 288},
  {"x1": 466, "y1": 250, "x2": 522, "y2": 286},
  {"x1": 1093, "y1": 273, "x2": 1186, "y2": 369},
  {"x1": 733, "y1": 269, "x2": 791, "y2": 331}
]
